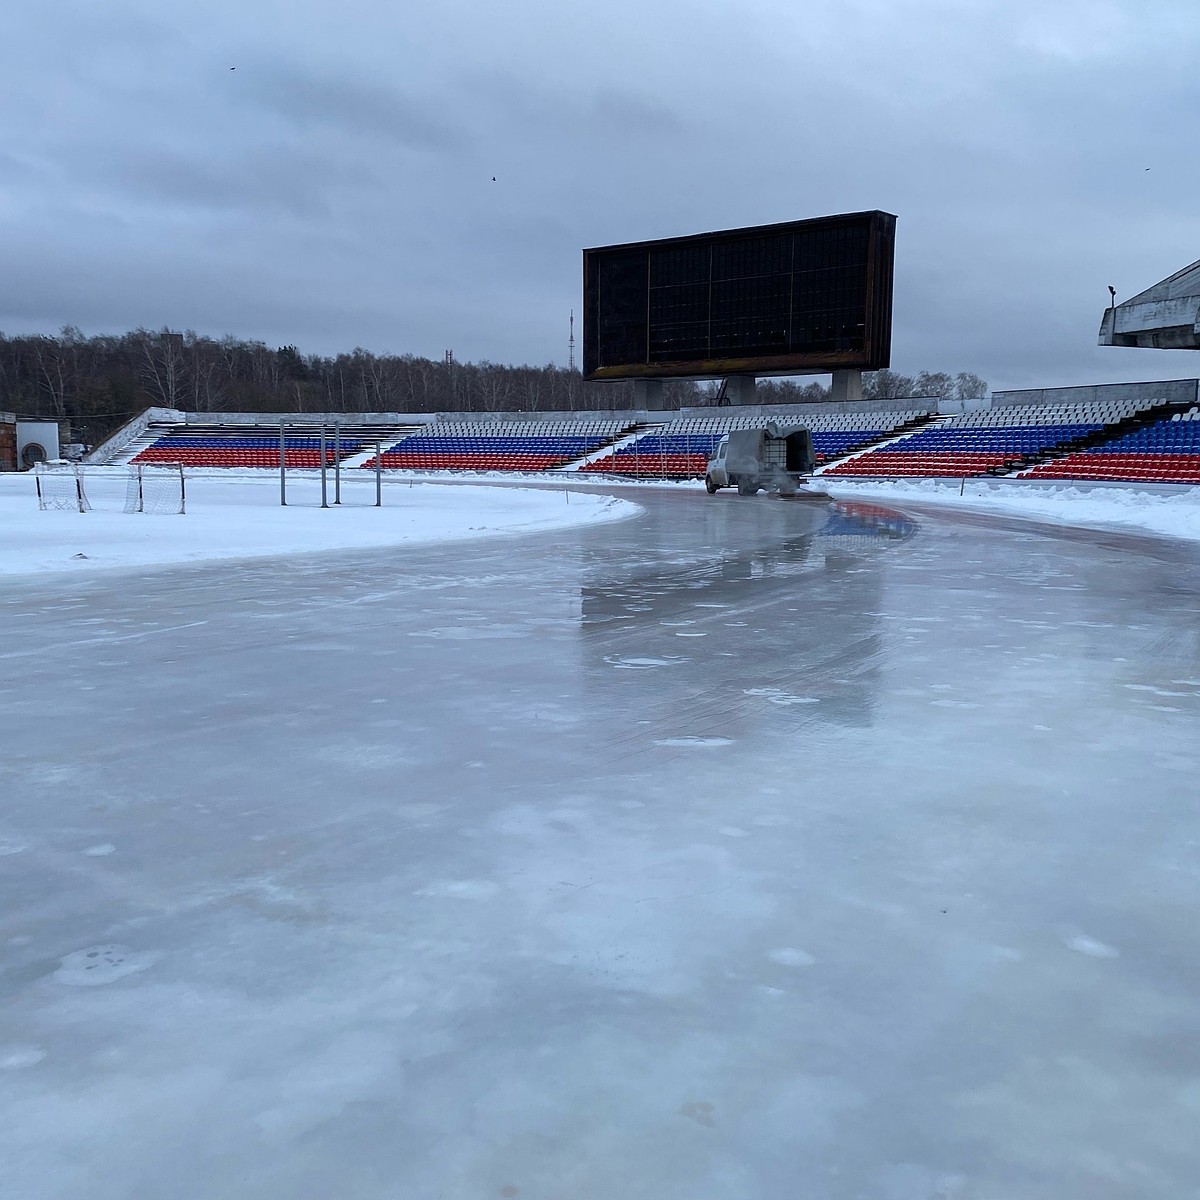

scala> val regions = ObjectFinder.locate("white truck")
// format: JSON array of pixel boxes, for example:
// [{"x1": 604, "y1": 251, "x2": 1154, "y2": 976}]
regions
[{"x1": 704, "y1": 422, "x2": 815, "y2": 496}]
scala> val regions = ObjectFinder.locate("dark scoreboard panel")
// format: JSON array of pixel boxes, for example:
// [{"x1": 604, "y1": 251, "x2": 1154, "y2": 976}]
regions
[{"x1": 583, "y1": 211, "x2": 896, "y2": 380}]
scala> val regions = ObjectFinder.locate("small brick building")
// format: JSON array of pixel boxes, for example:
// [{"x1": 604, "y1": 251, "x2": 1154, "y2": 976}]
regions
[{"x1": 0, "y1": 413, "x2": 16, "y2": 471}]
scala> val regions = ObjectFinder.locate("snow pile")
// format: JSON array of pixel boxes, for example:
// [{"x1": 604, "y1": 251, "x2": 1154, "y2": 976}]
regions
[
  {"x1": 821, "y1": 478, "x2": 1200, "y2": 543},
  {"x1": 0, "y1": 470, "x2": 640, "y2": 577}
]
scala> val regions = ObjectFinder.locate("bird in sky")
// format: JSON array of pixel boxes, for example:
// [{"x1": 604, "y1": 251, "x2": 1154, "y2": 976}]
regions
[{"x1": 492, "y1": 176, "x2": 497, "y2": 182}]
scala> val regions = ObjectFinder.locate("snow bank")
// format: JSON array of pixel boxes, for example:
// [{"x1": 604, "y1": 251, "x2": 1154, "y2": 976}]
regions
[
  {"x1": 820, "y1": 477, "x2": 1200, "y2": 543},
  {"x1": 0, "y1": 470, "x2": 640, "y2": 577}
]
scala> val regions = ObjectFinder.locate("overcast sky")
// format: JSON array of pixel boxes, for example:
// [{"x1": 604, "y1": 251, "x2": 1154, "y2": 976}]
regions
[{"x1": 2, "y1": 0, "x2": 1198, "y2": 390}]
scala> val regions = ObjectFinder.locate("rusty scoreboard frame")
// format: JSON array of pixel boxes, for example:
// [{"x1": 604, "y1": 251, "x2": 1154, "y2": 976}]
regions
[{"x1": 582, "y1": 211, "x2": 896, "y2": 381}]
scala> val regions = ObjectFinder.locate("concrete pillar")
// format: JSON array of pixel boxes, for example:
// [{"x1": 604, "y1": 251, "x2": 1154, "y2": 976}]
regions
[
  {"x1": 633, "y1": 379, "x2": 665, "y2": 411},
  {"x1": 829, "y1": 370, "x2": 863, "y2": 403},
  {"x1": 726, "y1": 376, "x2": 758, "y2": 405}
]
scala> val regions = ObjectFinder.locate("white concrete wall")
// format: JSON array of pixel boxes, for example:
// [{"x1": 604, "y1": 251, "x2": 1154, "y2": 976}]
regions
[
  {"x1": 17, "y1": 420, "x2": 60, "y2": 465},
  {"x1": 991, "y1": 379, "x2": 1198, "y2": 408}
]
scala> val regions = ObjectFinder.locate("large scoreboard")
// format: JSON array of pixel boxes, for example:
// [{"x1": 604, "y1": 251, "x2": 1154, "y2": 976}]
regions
[{"x1": 583, "y1": 211, "x2": 896, "y2": 381}]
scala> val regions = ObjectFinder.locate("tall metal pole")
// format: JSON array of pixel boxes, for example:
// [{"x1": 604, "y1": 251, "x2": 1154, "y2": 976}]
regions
[
  {"x1": 375, "y1": 440, "x2": 382, "y2": 507},
  {"x1": 334, "y1": 420, "x2": 341, "y2": 505},
  {"x1": 320, "y1": 424, "x2": 329, "y2": 509},
  {"x1": 279, "y1": 421, "x2": 287, "y2": 506}
]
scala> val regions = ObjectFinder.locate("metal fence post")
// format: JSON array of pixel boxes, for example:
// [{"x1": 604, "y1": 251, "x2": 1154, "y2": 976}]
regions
[
  {"x1": 320, "y1": 424, "x2": 329, "y2": 508},
  {"x1": 375, "y1": 440, "x2": 382, "y2": 507},
  {"x1": 279, "y1": 421, "x2": 287, "y2": 506},
  {"x1": 334, "y1": 420, "x2": 341, "y2": 505}
]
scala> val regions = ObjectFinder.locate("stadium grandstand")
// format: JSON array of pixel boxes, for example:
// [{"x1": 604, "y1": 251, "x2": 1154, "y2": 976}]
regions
[
  {"x1": 83, "y1": 380, "x2": 1200, "y2": 485},
  {"x1": 821, "y1": 394, "x2": 1174, "y2": 478},
  {"x1": 119, "y1": 418, "x2": 421, "y2": 470},
  {"x1": 364, "y1": 420, "x2": 636, "y2": 472},
  {"x1": 1100, "y1": 259, "x2": 1200, "y2": 350}
]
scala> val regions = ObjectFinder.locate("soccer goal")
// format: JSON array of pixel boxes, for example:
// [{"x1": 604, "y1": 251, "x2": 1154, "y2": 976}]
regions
[
  {"x1": 124, "y1": 463, "x2": 186, "y2": 514},
  {"x1": 35, "y1": 464, "x2": 91, "y2": 513}
]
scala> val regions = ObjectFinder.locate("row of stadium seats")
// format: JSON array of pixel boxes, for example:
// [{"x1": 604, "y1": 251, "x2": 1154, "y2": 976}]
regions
[
  {"x1": 1024, "y1": 456, "x2": 1200, "y2": 482},
  {"x1": 138, "y1": 436, "x2": 361, "y2": 448},
  {"x1": 585, "y1": 432, "x2": 732, "y2": 480},
  {"x1": 944, "y1": 399, "x2": 1164, "y2": 427},
  {"x1": 819, "y1": 423, "x2": 1103, "y2": 477},
  {"x1": 370, "y1": 454, "x2": 577, "y2": 472},
  {"x1": 132, "y1": 435, "x2": 365, "y2": 470},
  {"x1": 134, "y1": 448, "x2": 346, "y2": 468},
  {"x1": 827, "y1": 404, "x2": 1194, "y2": 481},
  {"x1": 365, "y1": 429, "x2": 623, "y2": 471},
  {"x1": 1021, "y1": 414, "x2": 1200, "y2": 481},
  {"x1": 653, "y1": 410, "x2": 925, "y2": 432},
  {"x1": 580, "y1": 414, "x2": 928, "y2": 479},
  {"x1": 825, "y1": 451, "x2": 1015, "y2": 478},
  {"x1": 420, "y1": 421, "x2": 628, "y2": 434},
  {"x1": 582, "y1": 454, "x2": 709, "y2": 478}
]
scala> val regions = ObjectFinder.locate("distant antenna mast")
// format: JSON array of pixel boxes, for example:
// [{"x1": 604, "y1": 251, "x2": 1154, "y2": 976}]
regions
[{"x1": 568, "y1": 310, "x2": 576, "y2": 373}]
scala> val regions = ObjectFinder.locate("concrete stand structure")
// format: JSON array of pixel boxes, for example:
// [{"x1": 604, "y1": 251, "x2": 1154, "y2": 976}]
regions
[
  {"x1": 829, "y1": 369, "x2": 864, "y2": 402},
  {"x1": 1100, "y1": 259, "x2": 1200, "y2": 350},
  {"x1": 725, "y1": 376, "x2": 758, "y2": 405},
  {"x1": 632, "y1": 380, "x2": 665, "y2": 411}
]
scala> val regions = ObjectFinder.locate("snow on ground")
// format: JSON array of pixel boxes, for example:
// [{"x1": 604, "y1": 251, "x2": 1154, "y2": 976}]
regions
[
  {"x1": 0, "y1": 469, "x2": 639, "y2": 577},
  {"x1": 813, "y1": 477, "x2": 1200, "y2": 542}
]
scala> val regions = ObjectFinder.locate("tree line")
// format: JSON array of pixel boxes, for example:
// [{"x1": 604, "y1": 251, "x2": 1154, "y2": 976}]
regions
[{"x1": 0, "y1": 327, "x2": 988, "y2": 446}]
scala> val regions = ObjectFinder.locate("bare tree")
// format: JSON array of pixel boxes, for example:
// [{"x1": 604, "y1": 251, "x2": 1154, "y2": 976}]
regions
[
  {"x1": 914, "y1": 371, "x2": 954, "y2": 398},
  {"x1": 34, "y1": 336, "x2": 70, "y2": 417},
  {"x1": 954, "y1": 372, "x2": 989, "y2": 400},
  {"x1": 863, "y1": 370, "x2": 916, "y2": 400},
  {"x1": 138, "y1": 329, "x2": 188, "y2": 409}
]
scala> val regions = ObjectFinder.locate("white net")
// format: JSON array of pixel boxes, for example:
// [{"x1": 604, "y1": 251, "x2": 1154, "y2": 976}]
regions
[
  {"x1": 36, "y1": 465, "x2": 91, "y2": 512},
  {"x1": 124, "y1": 464, "x2": 185, "y2": 514}
]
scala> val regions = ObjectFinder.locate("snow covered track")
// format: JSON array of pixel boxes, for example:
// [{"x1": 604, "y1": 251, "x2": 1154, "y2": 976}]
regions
[
  {"x1": 3, "y1": 491, "x2": 1200, "y2": 1197},
  {"x1": 822, "y1": 476, "x2": 1200, "y2": 543},
  {"x1": 0, "y1": 471, "x2": 638, "y2": 577}
]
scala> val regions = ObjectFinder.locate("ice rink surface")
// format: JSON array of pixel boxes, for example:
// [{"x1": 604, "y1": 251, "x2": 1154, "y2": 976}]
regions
[{"x1": 3, "y1": 488, "x2": 1200, "y2": 1199}]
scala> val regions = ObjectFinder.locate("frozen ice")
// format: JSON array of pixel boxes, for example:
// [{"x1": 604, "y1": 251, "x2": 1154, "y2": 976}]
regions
[
  {"x1": 653, "y1": 736, "x2": 735, "y2": 747},
  {"x1": 2, "y1": 487, "x2": 1200, "y2": 1197},
  {"x1": 53, "y1": 945, "x2": 157, "y2": 986}
]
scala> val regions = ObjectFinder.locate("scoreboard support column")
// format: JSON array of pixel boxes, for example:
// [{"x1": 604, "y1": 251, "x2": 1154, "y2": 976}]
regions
[
  {"x1": 830, "y1": 369, "x2": 863, "y2": 403},
  {"x1": 726, "y1": 376, "x2": 758, "y2": 405},
  {"x1": 633, "y1": 380, "x2": 665, "y2": 411}
]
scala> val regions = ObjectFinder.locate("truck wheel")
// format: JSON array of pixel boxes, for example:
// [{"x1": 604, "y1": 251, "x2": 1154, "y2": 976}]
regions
[
  {"x1": 737, "y1": 479, "x2": 757, "y2": 496},
  {"x1": 705, "y1": 475, "x2": 718, "y2": 494}
]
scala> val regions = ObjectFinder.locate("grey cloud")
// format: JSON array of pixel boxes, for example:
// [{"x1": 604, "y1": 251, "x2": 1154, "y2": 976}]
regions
[
  {"x1": 461, "y1": 68, "x2": 689, "y2": 141},
  {"x1": 95, "y1": 145, "x2": 380, "y2": 219},
  {"x1": 2, "y1": 0, "x2": 1199, "y2": 385},
  {"x1": 246, "y1": 67, "x2": 472, "y2": 153}
]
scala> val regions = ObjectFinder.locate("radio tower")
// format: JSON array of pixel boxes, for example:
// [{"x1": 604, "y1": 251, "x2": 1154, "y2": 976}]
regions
[{"x1": 568, "y1": 309, "x2": 576, "y2": 373}]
